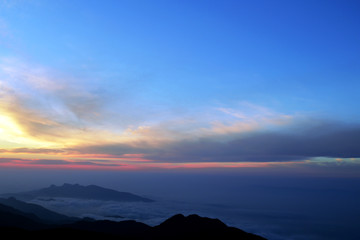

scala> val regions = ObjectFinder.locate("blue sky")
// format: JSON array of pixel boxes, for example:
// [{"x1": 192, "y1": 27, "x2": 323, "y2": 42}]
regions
[
  {"x1": 2, "y1": 0, "x2": 359, "y2": 113},
  {"x1": 0, "y1": 0, "x2": 359, "y2": 171}
]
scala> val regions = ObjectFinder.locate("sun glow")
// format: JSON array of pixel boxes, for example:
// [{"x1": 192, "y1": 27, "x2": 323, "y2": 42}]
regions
[
  {"x1": 0, "y1": 113, "x2": 58, "y2": 148},
  {"x1": 0, "y1": 114, "x2": 23, "y2": 135}
]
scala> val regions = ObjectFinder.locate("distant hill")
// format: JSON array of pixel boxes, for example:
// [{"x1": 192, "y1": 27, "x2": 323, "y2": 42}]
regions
[
  {"x1": 62, "y1": 218, "x2": 152, "y2": 237},
  {"x1": 0, "y1": 208, "x2": 267, "y2": 239},
  {"x1": 0, "y1": 203, "x2": 45, "y2": 230},
  {"x1": 62, "y1": 214, "x2": 267, "y2": 239},
  {"x1": 1, "y1": 183, "x2": 153, "y2": 202},
  {"x1": 0, "y1": 197, "x2": 78, "y2": 224},
  {"x1": 147, "y1": 214, "x2": 267, "y2": 240},
  {"x1": 0, "y1": 184, "x2": 266, "y2": 238}
]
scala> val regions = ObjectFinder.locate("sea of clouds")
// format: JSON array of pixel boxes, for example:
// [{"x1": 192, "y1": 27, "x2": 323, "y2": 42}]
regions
[{"x1": 29, "y1": 197, "x2": 332, "y2": 240}]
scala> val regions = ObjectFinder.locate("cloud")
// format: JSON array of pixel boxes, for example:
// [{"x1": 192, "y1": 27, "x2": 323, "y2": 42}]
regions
[
  {"x1": 0, "y1": 157, "x2": 20, "y2": 163},
  {"x1": 1, "y1": 58, "x2": 359, "y2": 168},
  {"x1": 0, "y1": 148, "x2": 68, "y2": 154},
  {"x1": 70, "y1": 119, "x2": 360, "y2": 164},
  {"x1": 0, "y1": 58, "x2": 296, "y2": 151},
  {"x1": 156, "y1": 120, "x2": 360, "y2": 162},
  {"x1": 0, "y1": 157, "x2": 126, "y2": 169},
  {"x1": 27, "y1": 159, "x2": 72, "y2": 165},
  {"x1": 0, "y1": 58, "x2": 119, "y2": 146}
]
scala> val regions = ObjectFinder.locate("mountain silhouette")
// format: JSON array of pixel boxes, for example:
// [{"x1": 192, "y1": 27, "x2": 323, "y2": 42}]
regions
[
  {"x1": 59, "y1": 214, "x2": 267, "y2": 239},
  {"x1": 0, "y1": 197, "x2": 77, "y2": 224},
  {"x1": 1, "y1": 183, "x2": 153, "y2": 202},
  {"x1": 0, "y1": 203, "x2": 45, "y2": 230},
  {"x1": 62, "y1": 218, "x2": 151, "y2": 237},
  {"x1": 145, "y1": 214, "x2": 267, "y2": 240},
  {"x1": 0, "y1": 205, "x2": 267, "y2": 239},
  {"x1": 0, "y1": 184, "x2": 266, "y2": 239}
]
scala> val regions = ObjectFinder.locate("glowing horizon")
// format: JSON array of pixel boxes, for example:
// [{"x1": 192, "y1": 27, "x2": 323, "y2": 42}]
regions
[{"x1": 0, "y1": 1, "x2": 359, "y2": 174}]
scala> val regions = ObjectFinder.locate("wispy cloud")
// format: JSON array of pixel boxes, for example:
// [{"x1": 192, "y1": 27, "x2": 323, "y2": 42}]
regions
[
  {"x1": 1, "y1": 58, "x2": 359, "y2": 170},
  {"x1": 0, "y1": 147, "x2": 68, "y2": 154},
  {"x1": 0, "y1": 58, "x2": 118, "y2": 146},
  {"x1": 69, "y1": 119, "x2": 360, "y2": 165},
  {"x1": 0, "y1": 157, "x2": 131, "y2": 170},
  {"x1": 0, "y1": 58, "x2": 294, "y2": 148}
]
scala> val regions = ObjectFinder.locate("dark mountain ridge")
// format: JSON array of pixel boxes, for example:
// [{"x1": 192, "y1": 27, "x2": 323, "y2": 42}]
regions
[
  {"x1": 0, "y1": 197, "x2": 77, "y2": 224},
  {"x1": 1, "y1": 183, "x2": 153, "y2": 202},
  {"x1": 0, "y1": 208, "x2": 267, "y2": 239},
  {"x1": 0, "y1": 203, "x2": 45, "y2": 230},
  {"x1": 0, "y1": 185, "x2": 266, "y2": 239},
  {"x1": 148, "y1": 214, "x2": 267, "y2": 240}
]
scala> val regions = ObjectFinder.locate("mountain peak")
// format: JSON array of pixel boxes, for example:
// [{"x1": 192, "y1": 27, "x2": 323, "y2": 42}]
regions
[
  {"x1": 4, "y1": 184, "x2": 153, "y2": 202},
  {"x1": 159, "y1": 213, "x2": 227, "y2": 230},
  {"x1": 151, "y1": 214, "x2": 267, "y2": 240},
  {"x1": 59, "y1": 183, "x2": 80, "y2": 187},
  {"x1": 0, "y1": 209, "x2": 267, "y2": 239},
  {"x1": 0, "y1": 197, "x2": 77, "y2": 224}
]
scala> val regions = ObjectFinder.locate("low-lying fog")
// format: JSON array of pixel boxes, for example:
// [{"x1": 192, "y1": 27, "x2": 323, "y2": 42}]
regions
[{"x1": 1, "y1": 168, "x2": 359, "y2": 240}]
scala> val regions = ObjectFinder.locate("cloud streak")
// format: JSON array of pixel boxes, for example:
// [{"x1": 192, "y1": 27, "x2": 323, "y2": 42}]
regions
[
  {"x1": 0, "y1": 58, "x2": 125, "y2": 147},
  {"x1": 0, "y1": 157, "x2": 131, "y2": 170},
  {"x1": 0, "y1": 58, "x2": 292, "y2": 146},
  {"x1": 1, "y1": 58, "x2": 359, "y2": 170},
  {"x1": 70, "y1": 119, "x2": 360, "y2": 164}
]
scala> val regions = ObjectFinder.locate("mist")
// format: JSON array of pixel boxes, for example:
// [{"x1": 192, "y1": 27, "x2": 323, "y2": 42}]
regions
[{"x1": 1, "y1": 167, "x2": 359, "y2": 240}]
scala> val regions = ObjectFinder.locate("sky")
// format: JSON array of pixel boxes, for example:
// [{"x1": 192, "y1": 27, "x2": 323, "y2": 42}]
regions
[{"x1": 0, "y1": 0, "x2": 359, "y2": 175}]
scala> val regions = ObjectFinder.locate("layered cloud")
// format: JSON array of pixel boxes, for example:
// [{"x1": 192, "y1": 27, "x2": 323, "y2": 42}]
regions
[
  {"x1": 71, "y1": 119, "x2": 360, "y2": 163},
  {"x1": 0, "y1": 58, "x2": 360, "y2": 170},
  {"x1": 0, "y1": 156, "x2": 133, "y2": 170},
  {"x1": 0, "y1": 58, "x2": 124, "y2": 147}
]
